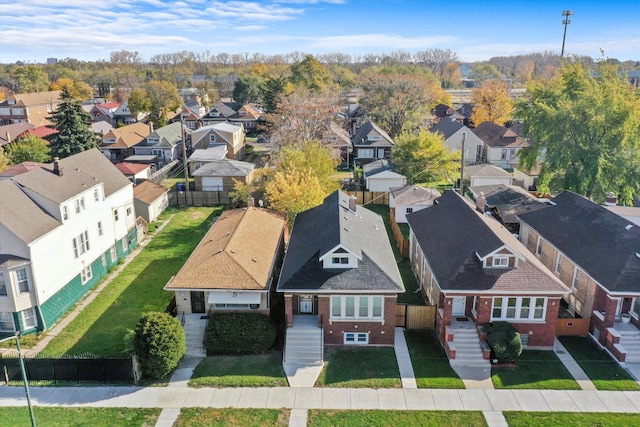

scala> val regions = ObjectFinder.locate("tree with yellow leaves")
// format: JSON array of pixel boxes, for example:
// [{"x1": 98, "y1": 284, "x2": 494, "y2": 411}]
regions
[
  {"x1": 470, "y1": 79, "x2": 513, "y2": 126},
  {"x1": 50, "y1": 77, "x2": 93, "y2": 101}
]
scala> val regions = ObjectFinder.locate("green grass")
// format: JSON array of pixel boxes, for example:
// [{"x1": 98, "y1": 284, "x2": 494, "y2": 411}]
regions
[
  {"x1": 0, "y1": 407, "x2": 160, "y2": 427},
  {"x1": 316, "y1": 347, "x2": 401, "y2": 388},
  {"x1": 492, "y1": 350, "x2": 581, "y2": 390},
  {"x1": 189, "y1": 352, "x2": 288, "y2": 387},
  {"x1": 559, "y1": 336, "x2": 640, "y2": 391},
  {"x1": 503, "y1": 412, "x2": 640, "y2": 427},
  {"x1": 308, "y1": 410, "x2": 487, "y2": 427},
  {"x1": 175, "y1": 408, "x2": 289, "y2": 427},
  {"x1": 41, "y1": 206, "x2": 223, "y2": 356},
  {"x1": 364, "y1": 204, "x2": 424, "y2": 305},
  {"x1": 404, "y1": 330, "x2": 465, "y2": 389}
]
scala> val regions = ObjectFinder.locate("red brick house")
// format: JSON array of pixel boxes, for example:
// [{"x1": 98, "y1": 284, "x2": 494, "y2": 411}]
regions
[
  {"x1": 407, "y1": 191, "x2": 568, "y2": 366},
  {"x1": 517, "y1": 191, "x2": 640, "y2": 363},
  {"x1": 277, "y1": 191, "x2": 404, "y2": 367}
]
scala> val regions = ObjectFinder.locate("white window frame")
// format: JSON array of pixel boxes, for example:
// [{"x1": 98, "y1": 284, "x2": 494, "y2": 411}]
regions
[
  {"x1": 406, "y1": 208, "x2": 413, "y2": 214},
  {"x1": 344, "y1": 332, "x2": 369, "y2": 345},
  {"x1": 114, "y1": 209, "x2": 119, "y2": 221},
  {"x1": 0, "y1": 271, "x2": 7, "y2": 296},
  {"x1": 0, "y1": 312, "x2": 14, "y2": 332},
  {"x1": 110, "y1": 245, "x2": 117, "y2": 262},
  {"x1": 94, "y1": 189, "x2": 100, "y2": 202},
  {"x1": 62, "y1": 205, "x2": 69, "y2": 220},
  {"x1": 22, "y1": 308, "x2": 36, "y2": 328},
  {"x1": 331, "y1": 257, "x2": 349, "y2": 265},
  {"x1": 491, "y1": 256, "x2": 509, "y2": 267},
  {"x1": 555, "y1": 253, "x2": 562, "y2": 275},
  {"x1": 74, "y1": 197, "x2": 85, "y2": 214},
  {"x1": 16, "y1": 268, "x2": 29, "y2": 293},
  {"x1": 631, "y1": 298, "x2": 640, "y2": 319},
  {"x1": 572, "y1": 268, "x2": 580, "y2": 290},
  {"x1": 330, "y1": 296, "x2": 384, "y2": 321},
  {"x1": 97, "y1": 221, "x2": 103, "y2": 236},
  {"x1": 101, "y1": 254, "x2": 107, "y2": 267},
  {"x1": 73, "y1": 231, "x2": 90, "y2": 258},
  {"x1": 501, "y1": 149, "x2": 507, "y2": 160},
  {"x1": 126, "y1": 206, "x2": 132, "y2": 216},
  {"x1": 209, "y1": 134, "x2": 216, "y2": 143},
  {"x1": 535, "y1": 236, "x2": 542, "y2": 257},
  {"x1": 509, "y1": 148, "x2": 517, "y2": 160},
  {"x1": 81, "y1": 265, "x2": 93, "y2": 284},
  {"x1": 357, "y1": 148, "x2": 374, "y2": 158},
  {"x1": 491, "y1": 297, "x2": 547, "y2": 321}
]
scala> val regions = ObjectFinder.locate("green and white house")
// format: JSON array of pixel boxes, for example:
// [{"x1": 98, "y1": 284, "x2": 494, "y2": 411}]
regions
[{"x1": 0, "y1": 149, "x2": 138, "y2": 335}]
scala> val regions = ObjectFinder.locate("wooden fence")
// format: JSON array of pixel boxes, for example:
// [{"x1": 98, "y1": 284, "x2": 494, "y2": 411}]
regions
[
  {"x1": 556, "y1": 318, "x2": 590, "y2": 336},
  {"x1": 396, "y1": 304, "x2": 436, "y2": 330},
  {"x1": 389, "y1": 208, "x2": 410, "y2": 258},
  {"x1": 169, "y1": 190, "x2": 232, "y2": 206},
  {"x1": 345, "y1": 191, "x2": 389, "y2": 206}
]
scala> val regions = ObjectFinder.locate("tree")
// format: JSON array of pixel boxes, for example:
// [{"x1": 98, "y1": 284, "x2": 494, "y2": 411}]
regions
[
  {"x1": 127, "y1": 88, "x2": 152, "y2": 119},
  {"x1": 48, "y1": 89, "x2": 100, "y2": 159},
  {"x1": 133, "y1": 312, "x2": 185, "y2": 379},
  {"x1": 15, "y1": 65, "x2": 49, "y2": 93},
  {"x1": 289, "y1": 55, "x2": 335, "y2": 93},
  {"x1": 233, "y1": 74, "x2": 264, "y2": 105},
  {"x1": 229, "y1": 178, "x2": 253, "y2": 207},
  {"x1": 0, "y1": 146, "x2": 10, "y2": 172},
  {"x1": 516, "y1": 61, "x2": 640, "y2": 204},
  {"x1": 484, "y1": 321, "x2": 522, "y2": 362},
  {"x1": 470, "y1": 63, "x2": 501, "y2": 83},
  {"x1": 50, "y1": 77, "x2": 93, "y2": 101},
  {"x1": 5, "y1": 134, "x2": 51, "y2": 164},
  {"x1": 392, "y1": 130, "x2": 460, "y2": 184},
  {"x1": 413, "y1": 48, "x2": 459, "y2": 84},
  {"x1": 261, "y1": 75, "x2": 293, "y2": 113},
  {"x1": 470, "y1": 79, "x2": 514, "y2": 126},
  {"x1": 264, "y1": 141, "x2": 341, "y2": 221},
  {"x1": 128, "y1": 80, "x2": 181, "y2": 127}
]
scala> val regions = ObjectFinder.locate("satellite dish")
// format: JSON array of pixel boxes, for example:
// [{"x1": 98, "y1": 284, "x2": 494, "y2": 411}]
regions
[{"x1": 258, "y1": 199, "x2": 264, "y2": 207}]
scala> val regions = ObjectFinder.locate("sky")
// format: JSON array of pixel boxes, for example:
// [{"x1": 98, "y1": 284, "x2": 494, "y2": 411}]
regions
[{"x1": 0, "y1": 0, "x2": 638, "y2": 64}]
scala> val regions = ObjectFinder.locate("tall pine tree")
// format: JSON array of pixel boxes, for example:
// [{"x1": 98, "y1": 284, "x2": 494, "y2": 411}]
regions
[{"x1": 48, "y1": 89, "x2": 100, "y2": 159}]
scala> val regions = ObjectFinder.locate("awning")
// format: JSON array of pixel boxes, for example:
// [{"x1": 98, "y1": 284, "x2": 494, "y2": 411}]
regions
[{"x1": 207, "y1": 291, "x2": 262, "y2": 304}]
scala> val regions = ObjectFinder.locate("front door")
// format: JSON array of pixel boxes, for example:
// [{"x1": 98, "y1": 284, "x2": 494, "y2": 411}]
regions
[
  {"x1": 191, "y1": 291, "x2": 205, "y2": 314},
  {"x1": 615, "y1": 297, "x2": 623, "y2": 320},
  {"x1": 452, "y1": 296, "x2": 466, "y2": 316},
  {"x1": 377, "y1": 149, "x2": 385, "y2": 159},
  {"x1": 299, "y1": 295, "x2": 313, "y2": 314}
]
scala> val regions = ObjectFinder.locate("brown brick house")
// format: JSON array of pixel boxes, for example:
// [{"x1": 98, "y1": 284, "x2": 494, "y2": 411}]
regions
[
  {"x1": 407, "y1": 191, "x2": 568, "y2": 366},
  {"x1": 517, "y1": 191, "x2": 640, "y2": 363}
]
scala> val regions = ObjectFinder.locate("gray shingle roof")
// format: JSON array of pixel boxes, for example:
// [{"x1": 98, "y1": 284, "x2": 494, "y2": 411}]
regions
[
  {"x1": 362, "y1": 159, "x2": 395, "y2": 177},
  {"x1": 407, "y1": 191, "x2": 567, "y2": 294},
  {"x1": 192, "y1": 159, "x2": 254, "y2": 177},
  {"x1": 429, "y1": 119, "x2": 465, "y2": 139},
  {"x1": 352, "y1": 121, "x2": 394, "y2": 147},
  {"x1": 390, "y1": 185, "x2": 440, "y2": 206},
  {"x1": 517, "y1": 191, "x2": 640, "y2": 293},
  {"x1": 277, "y1": 191, "x2": 404, "y2": 293}
]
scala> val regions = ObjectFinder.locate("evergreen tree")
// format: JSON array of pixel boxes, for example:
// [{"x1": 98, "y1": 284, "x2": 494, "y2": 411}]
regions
[{"x1": 47, "y1": 89, "x2": 100, "y2": 159}]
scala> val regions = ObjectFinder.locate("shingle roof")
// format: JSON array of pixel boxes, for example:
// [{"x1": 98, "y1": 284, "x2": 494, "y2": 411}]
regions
[
  {"x1": 278, "y1": 191, "x2": 404, "y2": 293},
  {"x1": 147, "y1": 122, "x2": 183, "y2": 147},
  {"x1": 390, "y1": 185, "x2": 440, "y2": 206},
  {"x1": 192, "y1": 159, "x2": 254, "y2": 177},
  {"x1": 362, "y1": 159, "x2": 396, "y2": 177},
  {"x1": 102, "y1": 122, "x2": 150, "y2": 148},
  {"x1": 0, "y1": 122, "x2": 36, "y2": 145},
  {"x1": 429, "y1": 119, "x2": 465, "y2": 139},
  {"x1": 517, "y1": 191, "x2": 640, "y2": 293},
  {"x1": 352, "y1": 121, "x2": 394, "y2": 147},
  {"x1": 471, "y1": 184, "x2": 548, "y2": 224},
  {"x1": 407, "y1": 191, "x2": 567, "y2": 294},
  {"x1": 3, "y1": 91, "x2": 61, "y2": 107},
  {"x1": 464, "y1": 164, "x2": 512, "y2": 178},
  {"x1": 133, "y1": 180, "x2": 169, "y2": 204},
  {"x1": 187, "y1": 146, "x2": 228, "y2": 163},
  {"x1": 114, "y1": 162, "x2": 150, "y2": 176},
  {"x1": 472, "y1": 122, "x2": 529, "y2": 148},
  {"x1": 12, "y1": 148, "x2": 132, "y2": 203},
  {"x1": 0, "y1": 162, "x2": 47, "y2": 178},
  {"x1": 166, "y1": 208, "x2": 286, "y2": 291}
]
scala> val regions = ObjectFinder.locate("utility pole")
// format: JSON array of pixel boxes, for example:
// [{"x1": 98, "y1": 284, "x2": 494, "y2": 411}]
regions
[
  {"x1": 460, "y1": 132, "x2": 466, "y2": 197},
  {"x1": 180, "y1": 113, "x2": 189, "y2": 195},
  {"x1": 561, "y1": 10, "x2": 574, "y2": 59},
  {"x1": 0, "y1": 333, "x2": 36, "y2": 427}
]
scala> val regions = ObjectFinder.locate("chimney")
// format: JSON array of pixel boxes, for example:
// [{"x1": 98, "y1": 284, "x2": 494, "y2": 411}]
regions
[
  {"x1": 247, "y1": 196, "x2": 255, "y2": 207},
  {"x1": 5, "y1": 132, "x2": 10, "y2": 143},
  {"x1": 476, "y1": 192, "x2": 486, "y2": 213},
  {"x1": 348, "y1": 196, "x2": 357, "y2": 213},
  {"x1": 604, "y1": 192, "x2": 617, "y2": 206},
  {"x1": 53, "y1": 157, "x2": 63, "y2": 176},
  {"x1": 148, "y1": 122, "x2": 154, "y2": 133}
]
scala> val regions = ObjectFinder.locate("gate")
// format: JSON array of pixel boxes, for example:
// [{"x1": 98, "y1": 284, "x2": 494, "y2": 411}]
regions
[{"x1": 396, "y1": 304, "x2": 436, "y2": 330}]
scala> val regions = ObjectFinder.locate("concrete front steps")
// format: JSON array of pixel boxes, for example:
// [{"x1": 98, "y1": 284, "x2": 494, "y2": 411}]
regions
[
  {"x1": 284, "y1": 327, "x2": 323, "y2": 366},
  {"x1": 183, "y1": 314, "x2": 207, "y2": 357},
  {"x1": 619, "y1": 330, "x2": 640, "y2": 363},
  {"x1": 447, "y1": 327, "x2": 491, "y2": 368}
]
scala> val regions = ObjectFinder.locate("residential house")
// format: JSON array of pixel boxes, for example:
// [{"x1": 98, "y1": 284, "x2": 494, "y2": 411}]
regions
[
  {"x1": 101, "y1": 122, "x2": 151, "y2": 163},
  {"x1": 172, "y1": 101, "x2": 207, "y2": 130},
  {"x1": 186, "y1": 145, "x2": 228, "y2": 175},
  {"x1": 133, "y1": 181, "x2": 169, "y2": 223},
  {"x1": 456, "y1": 103, "x2": 474, "y2": 127},
  {"x1": 430, "y1": 103, "x2": 465, "y2": 124},
  {"x1": 0, "y1": 162, "x2": 47, "y2": 181},
  {"x1": 229, "y1": 104, "x2": 263, "y2": 132},
  {"x1": 429, "y1": 119, "x2": 484, "y2": 164},
  {"x1": 0, "y1": 123, "x2": 36, "y2": 147},
  {"x1": 389, "y1": 185, "x2": 440, "y2": 223},
  {"x1": 322, "y1": 122, "x2": 352, "y2": 163},
  {"x1": 472, "y1": 121, "x2": 530, "y2": 168},
  {"x1": 278, "y1": 191, "x2": 404, "y2": 362},
  {"x1": 201, "y1": 102, "x2": 238, "y2": 126},
  {"x1": 91, "y1": 121, "x2": 114, "y2": 136},
  {"x1": 464, "y1": 164, "x2": 513, "y2": 188},
  {"x1": 513, "y1": 166, "x2": 540, "y2": 192},
  {"x1": 114, "y1": 162, "x2": 152, "y2": 184},
  {"x1": 18, "y1": 125, "x2": 57, "y2": 141},
  {"x1": 113, "y1": 102, "x2": 144, "y2": 125},
  {"x1": 0, "y1": 91, "x2": 61, "y2": 126},
  {"x1": 165, "y1": 207, "x2": 286, "y2": 315},
  {"x1": 407, "y1": 191, "x2": 568, "y2": 366},
  {"x1": 192, "y1": 159, "x2": 255, "y2": 197},
  {"x1": 190, "y1": 122, "x2": 246, "y2": 160},
  {"x1": 352, "y1": 121, "x2": 394, "y2": 165},
  {"x1": 133, "y1": 122, "x2": 185, "y2": 167},
  {"x1": 0, "y1": 149, "x2": 137, "y2": 335},
  {"x1": 88, "y1": 102, "x2": 121, "y2": 126},
  {"x1": 517, "y1": 191, "x2": 640, "y2": 363},
  {"x1": 178, "y1": 88, "x2": 206, "y2": 105},
  {"x1": 362, "y1": 160, "x2": 406, "y2": 192},
  {"x1": 605, "y1": 205, "x2": 640, "y2": 227}
]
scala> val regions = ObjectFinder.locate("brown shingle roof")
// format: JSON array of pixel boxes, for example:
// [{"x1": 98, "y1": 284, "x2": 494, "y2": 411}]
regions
[
  {"x1": 102, "y1": 122, "x2": 150, "y2": 148},
  {"x1": 166, "y1": 208, "x2": 286, "y2": 291},
  {"x1": 134, "y1": 181, "x2": 168, "y2": 204}
]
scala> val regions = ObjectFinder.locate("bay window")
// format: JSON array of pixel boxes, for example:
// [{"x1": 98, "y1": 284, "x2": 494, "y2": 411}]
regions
[
  {"x1": 492, "y1": 297, "x2": 547, "y2": 321},
  {"x1": 331, "y1": 295, "x2": 384, "y2": 320}
]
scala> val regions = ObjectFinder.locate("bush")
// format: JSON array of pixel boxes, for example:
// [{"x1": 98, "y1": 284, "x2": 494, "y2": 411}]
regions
[
  {"x1": 484, "y1": 321, "x2": 522, "y2": 361},
  {"x1": 205, "y1": 313, "x2": 277, "y2": 354},
  {"x1": 133, "y1": 312, "x2": 186, "y2": 379}
]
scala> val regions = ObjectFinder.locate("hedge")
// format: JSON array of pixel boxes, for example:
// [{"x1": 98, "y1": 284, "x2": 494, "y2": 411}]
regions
[
  {"x1": 205, "y1": 313, "x2": 277, "y2": 354},
  {"x1": 133, "y1": 312, "x2": 186, "y2": 379}
]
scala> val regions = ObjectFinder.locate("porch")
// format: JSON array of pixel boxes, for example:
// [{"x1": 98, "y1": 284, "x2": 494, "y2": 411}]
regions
[{"x1": 283, "y1": 315, "x2": 324, "y2": 387}]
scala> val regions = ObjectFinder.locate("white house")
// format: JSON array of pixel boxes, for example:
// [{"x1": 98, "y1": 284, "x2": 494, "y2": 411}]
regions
[
  {"x1": 133, "y1": 181, "x2": 169, "y2": 223},
  {"x1": 429, "y1": 119, "x2": 484, "y2": 164},
  {"x1": 0, "y1": 149, "x2": 137, "y2": 335},
  {"x1": 362, "y1": 159, "x2": 406, "y2": 192},
  {"x1": 389, "y1": 185, "x2": 440, "y2": 223},
  {"x1": 134, "y1": 122, "x2": 185, "y2": 167},
  {"x1": 464, "y1": 164, "x2": 513, "y2": 188}
]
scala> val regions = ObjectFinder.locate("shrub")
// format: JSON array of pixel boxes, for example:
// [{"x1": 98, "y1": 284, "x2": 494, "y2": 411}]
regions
[
  {"x1": 484, "y1": 321, "x2": 522, "y2": 361},
  {"x1": 133, "y1": 312, "x2": 186, "y2": 379},
  {"x1": 205, "y1": 313, "x2": 277, "y2": 354}
]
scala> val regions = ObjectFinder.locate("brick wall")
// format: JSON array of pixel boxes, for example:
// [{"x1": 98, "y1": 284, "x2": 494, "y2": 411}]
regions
[{"x1": 591, "y1": 285, "x2": 617, "y2": 345}]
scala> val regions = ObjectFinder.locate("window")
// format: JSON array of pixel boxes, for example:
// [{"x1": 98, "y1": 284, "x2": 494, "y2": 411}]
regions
[
  {"x1": 632, "y1": 298, "x2": 640, "y2": 318},
  {"x1": 73, "y1": 231, "x2": 90, "y2": 258},
  {"x1": 110, "y1": 246, "x2": 117, "y2": 262},
  {"x1": 16, "y1": 268, "x2": 29, "y2": 293},
  {"x1": 555, "y1": 253, "x2": 563, "y2": 275},
  {"x1": 492, "y1": 297, "x2": 547, "y2": 321},
  {"x1": 81, "y1": 266, "x2": 93, "y2": 284},
  {"x1": 501, "y1": 149, "x2": 507, "y2": 160},
  {"x1": 22, "y1": 308, "x2": 36, "y2": 328},
  {"x1": 97, "y1": 221, "x2": 103, "y2": 236},
  {"x1": 491, "y1": 256, "x2": 509, "y2": 267},
  {"x1": 214, "y1": 303, "x2": 250, "y2": 309},
  {"x1": 509, "y1": 148, "x2": 517, "y2": 159},
  {"x1": 101, "y1": 254, "x2": 107, "y2": 267},
  {"x1": 535, "y1": 237, "x2": 542, "y2": 257},
  {"x1": 74, "y1": 197, "x2": 85, "y2": 214},
  {"x1": 357, "y1": 149, "x2": 374, "y2": 158},
  {"x1": 344, "y1": 332, "x2": 369, "y2": 345},
  {"x1": 406, "y1": 208, "x2": 413, "y2": 214},
  {"x1": 114, "y1": 209, "x2": 119, "y2": 221},
  {"x1": 126, "y1": 207, "x2": 132, "y2": 216},
  {"x1": 330, "y1": 296, "x2": 384, "y2": 320},
  {"x1": 572, "y1": 268, "x2": 580, "y2": 290},
  {"x1": 209, "y1": 134, "x2": 216, "y2": 143},
  {"x1": 94, "y1": 189, "x2": 99, "y2": 202},
  {"x1": 331, "y1": 257, "x2": 348, "y2": 265},
  {"x1": 0, "y1": 312, "x2": 14, "y2": 331},
  {"x1": 0, "y1": 272, "x2": 7, "y2": 296},
  {"x1": 62, "y1": 205, "x2": 69, "y2": 220}
]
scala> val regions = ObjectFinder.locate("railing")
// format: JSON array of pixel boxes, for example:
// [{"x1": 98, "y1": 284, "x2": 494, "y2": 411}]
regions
[
  {"x1": 136, "y1": 216, "x2": 148, "y2": 234},
  {"x1": 177, "y1": 311, "x2": 185, "y2": 327},
  {"x1": 282, "y1": 314, "x2": 288, "y2": 364}
]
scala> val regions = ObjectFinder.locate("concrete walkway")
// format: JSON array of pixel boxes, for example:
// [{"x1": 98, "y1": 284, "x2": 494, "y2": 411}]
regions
[
  {"x1": 553, "y1": 338, "x2": 597, "y2": 390},
  {"x1": 155, "y1": 356, "x2": 203, "y2": 427},
  {"x1": 394, "y1": 328, "x2": 417, "y2": 389}
]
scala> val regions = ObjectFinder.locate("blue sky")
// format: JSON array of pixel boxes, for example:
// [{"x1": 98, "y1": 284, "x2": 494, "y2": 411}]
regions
[{"x1": 0, "y1": 0, "x2": 638, "y2": 64}]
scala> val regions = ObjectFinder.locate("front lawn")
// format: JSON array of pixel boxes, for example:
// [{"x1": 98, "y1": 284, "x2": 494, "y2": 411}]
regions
[
  {"x1": 308, "y1": 410, "x2": 487, "y2": 427},
  {"x1": 316, "y1": 347, "x2": 401, "y2": 388},
  {"x1": 503, "y1": 412, "x2": 640, "y2": 427},
  {"x1": 404, "y1": 330, "x2": 464, "y2": 389},
  {"x1": 189, "y1": 353, "x2": 288, "y2": 387},
  {"x1": 175, "y1": 408, "x2": 289, "y2": 427},
  {"x1": 0, "y1": 407, "x2": 160, "y2": 427},
  {"x1": 492, "y1": 350, "x2": 580, "y2": 389},
  {"x1": 559, "y1": 336, "x2": 640, "y2": 391},
  {"x1": 42, "y1": 207, "x2": 222, "y2": 356}
]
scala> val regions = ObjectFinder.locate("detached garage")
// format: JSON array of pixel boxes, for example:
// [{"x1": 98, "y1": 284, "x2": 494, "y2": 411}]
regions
[
  {"x1": 192, "y1": 159, "x2": 255, "y2": 196},
  {"x1": 363, "y1": 159, "x2": 406, "y2": 192}
]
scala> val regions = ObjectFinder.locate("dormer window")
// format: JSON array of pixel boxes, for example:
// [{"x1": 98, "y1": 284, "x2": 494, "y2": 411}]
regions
[
  {"x1": 492, "y1": 256, "x2": 509, "y2": 267},
  {"x1": 332, "y1": 257, "x2": 349, "y2": 265}
]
